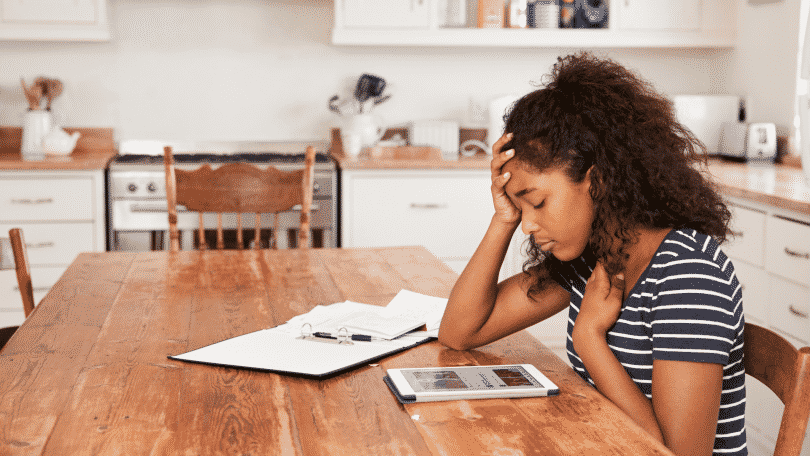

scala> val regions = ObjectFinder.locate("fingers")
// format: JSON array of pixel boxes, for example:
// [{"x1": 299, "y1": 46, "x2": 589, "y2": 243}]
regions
[{"x1": 490, "y1": 133, "x2": 515, "y2": 180}]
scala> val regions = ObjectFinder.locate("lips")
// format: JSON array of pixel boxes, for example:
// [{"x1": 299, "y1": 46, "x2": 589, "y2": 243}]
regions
[{"x1": 535, "y1": 239, "x2": 556, "y2": 252}]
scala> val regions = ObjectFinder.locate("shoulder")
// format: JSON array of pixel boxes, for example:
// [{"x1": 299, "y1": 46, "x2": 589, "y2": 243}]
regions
[{"x1": 651, "y1": 229, "x2": 734, "y2": 282}]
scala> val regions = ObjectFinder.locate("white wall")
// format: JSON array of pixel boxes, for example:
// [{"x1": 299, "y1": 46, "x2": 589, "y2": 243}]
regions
[
  {"x1": 0, "y1": 0, "x2": 735, "y2": 142},
  {"x1": 720, "y1": 0, "x2": 802, "y2": 139}
]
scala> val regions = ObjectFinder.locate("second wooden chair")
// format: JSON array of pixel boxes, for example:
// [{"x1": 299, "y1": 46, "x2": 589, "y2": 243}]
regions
[
  {"x1": 745, "y1": 322, "x2": 810, "y2": 456},
  {"x1": 163, "y1": 146, "x2": 316, "y2": 251},
  {"x1": 0, "y1": 228, "x2": 35, "y2": 351}
]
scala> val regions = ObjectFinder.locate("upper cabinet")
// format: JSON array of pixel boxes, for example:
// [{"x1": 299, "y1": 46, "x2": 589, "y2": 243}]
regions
[
  {"x1": 332, "y1": 0, "x2": 735, "y2": 48},
  {"x1": 0, "y1": 0, "x2": 110, "y2": 41}
]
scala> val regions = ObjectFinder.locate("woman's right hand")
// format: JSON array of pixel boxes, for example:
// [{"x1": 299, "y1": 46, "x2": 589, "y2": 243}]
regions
[{"x1": 490, "y1": 133, "x2": 521, "y2": 225}]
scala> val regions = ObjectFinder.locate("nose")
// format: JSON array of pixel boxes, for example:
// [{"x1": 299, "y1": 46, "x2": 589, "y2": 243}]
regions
[{"x1": 520, "y1": 210, "x2": 540, "y2": 235}]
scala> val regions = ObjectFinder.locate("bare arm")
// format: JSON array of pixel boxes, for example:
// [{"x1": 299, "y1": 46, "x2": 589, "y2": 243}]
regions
[
  {"x1": 438, "y1": 132, "x2": 569, "y2": 351},
  {"x1": 652, "y1": 360, "x2": 723, "y2": 456}
]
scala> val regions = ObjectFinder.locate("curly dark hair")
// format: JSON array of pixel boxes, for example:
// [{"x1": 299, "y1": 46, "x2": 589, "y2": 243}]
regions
[{"x1": 502, "y1": 52, "x2": 731, "y2": 294}]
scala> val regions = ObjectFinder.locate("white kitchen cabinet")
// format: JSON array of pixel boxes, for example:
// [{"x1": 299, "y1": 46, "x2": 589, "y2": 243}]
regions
[
  {"x1": 724, "y1": 196, "x2": 810, "y2": 456},
  {"x1": 332, "y1": 0, "x2": 735, "y2": 47},
  {"x1": 341, "y1": 169, "x2": 493, "y2": 269},
  {"x1": 0, "y1": 170, "x2": 107, "y2": 328},
  {"x1": 0, "y1": 0, "x2": 109, "y2": 41}
]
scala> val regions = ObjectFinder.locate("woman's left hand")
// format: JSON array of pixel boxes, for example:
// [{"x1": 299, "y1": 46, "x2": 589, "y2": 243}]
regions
[{"x1": 576, "y1": 262, "x2": 626, "y2": 337}]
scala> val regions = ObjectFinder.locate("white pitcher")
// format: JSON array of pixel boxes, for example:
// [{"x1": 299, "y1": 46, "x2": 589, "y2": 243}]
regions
[
  {"x1": 20, "y1": 110, "x2": 53, "y2": 161},
  {"x1": 344, "y1": 114, "x2": 384, "y2": 154}
]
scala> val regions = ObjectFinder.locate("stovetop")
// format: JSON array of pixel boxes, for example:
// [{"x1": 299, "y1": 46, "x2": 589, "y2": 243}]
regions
[
  {"x1": 111, "y1": 139, "x2": 333, "y2": 169},
  {"x1": 113, "y1": 152, "x2": 332, "y2": 165}
]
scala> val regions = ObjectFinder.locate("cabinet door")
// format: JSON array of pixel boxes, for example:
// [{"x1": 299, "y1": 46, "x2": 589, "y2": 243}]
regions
[
  {"x1": 344, "y1": 172, "x2": 493, "y2": 259},
  {"x1": 765, "y1": 215, "x2": 810, "y2": 287},
  {"x1": 616, "y1": 0, "x2": 701, "y2": 31},
  {"x1": 725, "y1": 204, "x2": 766, "y2": 267},
  {"x1": 2, "y1": 0, "x2": 96, "y2": 23},
  {"x1": 342, "y1": 0, "x2": 430, "y2": 28}
]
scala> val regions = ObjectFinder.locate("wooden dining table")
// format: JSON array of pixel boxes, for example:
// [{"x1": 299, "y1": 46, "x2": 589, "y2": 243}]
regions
[{"x1": 0, "y1": 246, "x2": 674, "y2": 455}]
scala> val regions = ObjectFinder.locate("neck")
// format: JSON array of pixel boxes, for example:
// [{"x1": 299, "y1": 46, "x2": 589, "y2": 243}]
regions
[{"x1": 620, "y1": 227, "x2": 672, "y2": 300}]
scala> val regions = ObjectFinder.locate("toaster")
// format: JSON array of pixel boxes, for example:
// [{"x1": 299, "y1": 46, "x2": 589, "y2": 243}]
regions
[{"x1": 718, "y1": 122, "x2": 777, "y2": 162}]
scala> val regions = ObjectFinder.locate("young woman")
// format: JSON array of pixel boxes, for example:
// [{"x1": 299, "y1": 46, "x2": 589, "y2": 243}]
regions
[{"x1": 438, "y1": 52, "x2": 746, "y2": 456}]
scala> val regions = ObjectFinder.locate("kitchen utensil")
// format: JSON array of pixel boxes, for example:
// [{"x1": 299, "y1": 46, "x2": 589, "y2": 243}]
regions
[
  {"x1": 20, "y1": 110, "x2": 53, "y2": 161},
  {"x1": 672, "y1": 95, "x2": 740, "y2": 155},
  {"x1": 41, "y1": 125, "x2": 80, "y2": 156},
  {"x1": 354, "y1": 74, "x2": 387, "y2": 113}
]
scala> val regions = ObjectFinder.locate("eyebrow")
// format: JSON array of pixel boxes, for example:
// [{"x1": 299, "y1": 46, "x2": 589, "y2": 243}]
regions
[{"x1": 514, "y1": 187, "x2": 537, "y2": 198}]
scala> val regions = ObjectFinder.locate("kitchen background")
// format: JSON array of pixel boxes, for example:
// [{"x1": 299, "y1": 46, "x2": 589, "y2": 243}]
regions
[{"x1": 0, "y1": 0, "x2": 804, "y2": 149}]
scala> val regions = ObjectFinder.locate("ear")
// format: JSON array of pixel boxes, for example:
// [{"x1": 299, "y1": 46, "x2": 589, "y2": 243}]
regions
[{"x1": 584, "y1": 165, "x2": 603, "y2": 201}]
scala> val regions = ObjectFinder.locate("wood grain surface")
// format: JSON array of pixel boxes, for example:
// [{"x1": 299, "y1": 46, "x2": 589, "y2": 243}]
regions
[
  {"x1": 0, "y1": 247, "x2": 674, "y2": 456},
  {"x1": 0, "y1": 126, "x2": 115, "y2": 170}
]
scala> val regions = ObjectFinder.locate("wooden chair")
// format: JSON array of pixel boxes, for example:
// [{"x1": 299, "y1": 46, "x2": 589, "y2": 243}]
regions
[
  {"x1": 0, "y1": 228, "x2": 35, "y2": 350},
  {"x1": 163, "y1": 146, "x2": 316, "y2": 252},
  {"x1": 745, "y1": 322, "x2": 810, "y2": 456}
]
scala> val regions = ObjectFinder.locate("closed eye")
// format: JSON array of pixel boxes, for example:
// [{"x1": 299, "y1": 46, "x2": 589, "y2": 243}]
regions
[{"x1": 533, "y1": 200, "x2": 545, "y2": 209}]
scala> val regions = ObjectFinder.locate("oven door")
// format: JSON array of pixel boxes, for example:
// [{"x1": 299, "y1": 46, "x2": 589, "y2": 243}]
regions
[{"x1": 110, "y1": 199, "x2": 333, "y2": 250}]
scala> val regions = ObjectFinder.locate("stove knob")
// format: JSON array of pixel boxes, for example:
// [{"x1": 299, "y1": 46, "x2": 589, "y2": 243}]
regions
[
  {"x1": 128, "y1": 183, "x2": 138, "y2": 193},
  {"x1": 313, "y1": 182, "x2": 320, "y2": 192},
  {"x1": 147, "y1": 182, "x2": 157, "y2": 193}
]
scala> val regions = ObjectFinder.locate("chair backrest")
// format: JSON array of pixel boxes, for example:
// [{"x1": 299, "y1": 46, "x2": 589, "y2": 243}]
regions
[
  {"x1": 0, "y1": 228, "x2": 35, "y2": 317},
  {"x1": 163, "y1": 145, "x2": 316, "y2": 252},
  {"x1": 744, "y1": 322, "x2": 810, "y2": 456}
]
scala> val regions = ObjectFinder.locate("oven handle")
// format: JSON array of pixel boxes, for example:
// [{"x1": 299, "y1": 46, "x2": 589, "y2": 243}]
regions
[{"x1": 130, "y1": 203, "x2": 319, "y2": 213}]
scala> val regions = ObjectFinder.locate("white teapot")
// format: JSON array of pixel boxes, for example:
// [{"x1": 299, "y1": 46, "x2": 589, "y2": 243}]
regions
[{"x1": 41, "y1": 125, "x2": 81, "y2": 156}]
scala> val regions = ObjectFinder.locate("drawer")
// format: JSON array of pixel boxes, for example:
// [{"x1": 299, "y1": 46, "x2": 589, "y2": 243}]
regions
[
  {"x1": 347, "y1": 175, "x2": 494, "y2": 258},
  {"x1": 733, "y1": 260, "x2": 767, "y2": 326},
  {"x1": 769, "y1": 275, "x2": 810, "y2": 344},
  {"x1": 0, "y1": 223, "x2": 95, "y2": 266},
  {"x1": 725, "y1": 204, "x2": 766, "y2": 266},
  {"x1": 0, "y1": 177, "x2": 93, "y2": 221},
  {"x1": 765, "y1": 216, "x2": 810, "y2": 286},
  {"x1": 0, "y1": 267, "x2": 64, "y2": 312}
]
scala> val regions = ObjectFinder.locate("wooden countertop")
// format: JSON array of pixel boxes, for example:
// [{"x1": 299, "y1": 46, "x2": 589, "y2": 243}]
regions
[
  {"x1": 0, "y1": 126, "x2": 116, "y2": 171},
  {"x1": 332, "y1": 127, "x2": 809, "y2": 214},
  {"x1": 704, "y1": 159, "x2": 810, "y2": 215}
]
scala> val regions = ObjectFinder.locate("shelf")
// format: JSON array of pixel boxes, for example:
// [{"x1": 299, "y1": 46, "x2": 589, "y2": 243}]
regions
[{"x1": 332, "y1": 27, "x2": 735, "y2": 48}]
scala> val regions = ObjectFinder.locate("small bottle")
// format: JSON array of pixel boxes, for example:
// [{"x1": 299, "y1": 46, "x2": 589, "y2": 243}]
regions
[{"x1": 559, "y1": 0, "x2": 575, "y2": 28}]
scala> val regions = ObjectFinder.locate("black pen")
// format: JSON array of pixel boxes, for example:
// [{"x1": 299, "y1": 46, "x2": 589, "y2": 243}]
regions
[{"x1": 312, "y1": 331, "x2": 386, "y2": 342}]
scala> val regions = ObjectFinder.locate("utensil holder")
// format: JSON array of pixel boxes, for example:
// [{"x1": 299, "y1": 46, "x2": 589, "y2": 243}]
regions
[{"x1": 21, "y1": 110, "x2": 53, "y2": 161}]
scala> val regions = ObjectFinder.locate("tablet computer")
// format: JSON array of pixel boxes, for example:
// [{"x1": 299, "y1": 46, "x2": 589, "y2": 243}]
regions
[{"x1": 383, "y1": 364, "x2": 559, "y2": 404}]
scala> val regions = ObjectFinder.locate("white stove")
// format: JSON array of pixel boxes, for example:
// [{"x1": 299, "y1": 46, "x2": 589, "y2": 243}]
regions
[{"x1": 108, "y1": 140, "x2": 337, "y2": 251}]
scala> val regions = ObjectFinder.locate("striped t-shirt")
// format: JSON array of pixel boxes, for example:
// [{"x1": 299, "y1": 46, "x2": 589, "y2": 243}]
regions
[{"x1": 550, "y1": 229, "x2": 747, "y2": 455}]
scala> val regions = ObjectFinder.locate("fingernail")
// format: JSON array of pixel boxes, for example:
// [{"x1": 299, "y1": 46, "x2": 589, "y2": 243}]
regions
[
  {"x1": 505, "y1": 149, "x2": 514, "y2": 156},
  {"x1": 616, "y1": 274, "x2": 624, "y2": 280},
  {"x1": 507, "y1": 132, "x2": 514, "y2": 138},
  {"x1": 503, "y1": 172, "x2": 511, "y2": 179}
]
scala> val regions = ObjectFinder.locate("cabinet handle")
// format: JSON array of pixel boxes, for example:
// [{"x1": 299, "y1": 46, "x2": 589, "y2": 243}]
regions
[
  {"x1": 784, "y1": 247, "x2": 810, "y2": 260},
  {"x1": 15, "y1": 286, "x2": 50, "y2": 293},
  {"x1": 10, "y1": 198, "x2": 53, "y2": 205},
  {"x1": 410, "y1": 203, "x2": 448, "y2": 209},
  {"x1": 26, "y1": 242, "x2": 54, "y2": 249},
  {"x1": 790, "y1": 305, "x2": 809, "y2": 319}
]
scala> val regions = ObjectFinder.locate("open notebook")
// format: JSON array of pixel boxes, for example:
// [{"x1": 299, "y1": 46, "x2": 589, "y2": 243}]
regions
[{"x1": 169, "y1": 290, "x2": 448, "y2": 378}]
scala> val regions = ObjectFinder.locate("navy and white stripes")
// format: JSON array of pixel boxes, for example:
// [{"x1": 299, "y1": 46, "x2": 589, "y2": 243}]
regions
[{"x1": 551, "y1": 229, "x2": 747, "y2": 455}]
